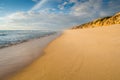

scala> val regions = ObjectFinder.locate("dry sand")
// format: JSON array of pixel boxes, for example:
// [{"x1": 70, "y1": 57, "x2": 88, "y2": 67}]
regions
[{"x1": 4, "y1": 24, "x2": 120, "y2": 80}]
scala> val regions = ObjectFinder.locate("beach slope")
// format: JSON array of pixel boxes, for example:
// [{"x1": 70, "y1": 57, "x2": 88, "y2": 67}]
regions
[
  {"x1": 6, "y1": 24, "x2": 120, "y2": 80},
  {"x1": 0, "y1": 33, "x2": 61, "y2": 79}
]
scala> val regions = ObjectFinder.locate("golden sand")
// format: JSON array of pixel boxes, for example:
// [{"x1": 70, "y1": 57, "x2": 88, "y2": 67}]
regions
[{"x1": 6, "y1": 24, "x2": 120, "y2": 80}]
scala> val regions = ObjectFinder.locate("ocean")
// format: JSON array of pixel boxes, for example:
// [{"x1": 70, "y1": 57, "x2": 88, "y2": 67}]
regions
[{"x1": 0, "y1": 30, "x2": 56, "y2": 48}]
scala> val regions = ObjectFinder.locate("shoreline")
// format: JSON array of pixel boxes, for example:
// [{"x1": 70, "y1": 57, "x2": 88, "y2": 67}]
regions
[
  {"x1": 0, "y1": 32, "x2": 62, "y2": 79},
  {"x1": 0, "y1": 32, "x2": 57, "y2": 49},
  {"x1": 5, "y1": 24, "x2": 120, "y2": 80}
]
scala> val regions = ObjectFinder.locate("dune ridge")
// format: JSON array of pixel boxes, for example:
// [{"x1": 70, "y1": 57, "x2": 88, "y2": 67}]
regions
[{"x1": 72, "y1": 12, "x2": 120, "y2": 29}]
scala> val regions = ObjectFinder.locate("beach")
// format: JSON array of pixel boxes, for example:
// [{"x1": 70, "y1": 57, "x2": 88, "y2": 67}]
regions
[
  {"x1": 2, "y1": 24, "x2": 120, "y2": 80},
  {"x1": 0, "y1": 32, "x2": 61, "y2": 79}
]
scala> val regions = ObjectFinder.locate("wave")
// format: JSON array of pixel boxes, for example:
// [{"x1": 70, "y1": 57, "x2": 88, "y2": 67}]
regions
[{"x1": 0, "y1": 30, "x2": 56, "y2": 48}]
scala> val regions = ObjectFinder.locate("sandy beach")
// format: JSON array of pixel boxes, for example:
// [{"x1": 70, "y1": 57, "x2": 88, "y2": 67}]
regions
[
  {"x1": 0, "y1": 32, "x2": 61, "y2": 79},
  {"x1": 3, "y1": 24, "x2": 120, "y2": 80}
]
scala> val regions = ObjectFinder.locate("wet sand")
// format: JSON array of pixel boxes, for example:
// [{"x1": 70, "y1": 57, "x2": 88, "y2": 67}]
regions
[
  {"x1": 0, "y1": 32, "x2": 61, "y2": 79},
  {"x1": 3, "y1": 24, "x2": 120, "y2": 80}
]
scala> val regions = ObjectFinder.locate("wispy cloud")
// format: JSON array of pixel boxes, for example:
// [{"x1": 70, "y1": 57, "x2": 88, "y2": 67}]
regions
[
  {"x1": 58, "y1": 1, "x2": 68, "y2": 10},
  {"x1": 29, "y1": 0, "x2": 48, "y2": 12},
  {"x1": 0, "y1": 11, "x2": 86, "y2": 30},
  {"x1": 0, "y1": 0, "x2": 119, "y2": 30}
]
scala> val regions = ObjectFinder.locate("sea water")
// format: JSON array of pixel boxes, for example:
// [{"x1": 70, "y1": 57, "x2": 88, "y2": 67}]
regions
[{"x1": 0, "y1": 30, "x2": 55, "y2": 48}]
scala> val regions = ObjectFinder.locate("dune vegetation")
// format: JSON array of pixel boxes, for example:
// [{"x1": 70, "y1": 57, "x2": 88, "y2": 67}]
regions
[{"x1": 73, "y1": 12, "x2": 120, "y2": 29}]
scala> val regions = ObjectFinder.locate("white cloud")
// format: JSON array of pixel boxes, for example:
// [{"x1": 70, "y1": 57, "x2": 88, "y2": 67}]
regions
[
  {"x1": 0, "y1": 11, "x2": 89, "y2": 30},
  {"x1": 0, "y1": 0, "x2": 119, "y2": 30},
  {"x1": 30, "y1": 0, "x2": 48, "y2": 12},
  {"x1": 70, "y1": 0, "x2": 103, "y2": 16},
  {"x1": 58, "y1": 2, "x2": 68, "y2": 10}
]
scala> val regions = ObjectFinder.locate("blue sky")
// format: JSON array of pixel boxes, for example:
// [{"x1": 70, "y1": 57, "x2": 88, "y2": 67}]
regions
[
  {"x1": 0, "y1": 0, "x2": 120, "y2": 30},
  {"x1": 0, "y1": 0, "x2": 35, "y2": 16}
]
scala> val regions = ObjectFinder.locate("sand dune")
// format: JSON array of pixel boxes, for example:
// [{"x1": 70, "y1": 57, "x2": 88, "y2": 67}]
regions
[
  {"x1": 72, "y1": 12, "x2": 120, "y2": 29},
  {"x1": 4, "y1": 24, "x2": 120, "y2": 80}
]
